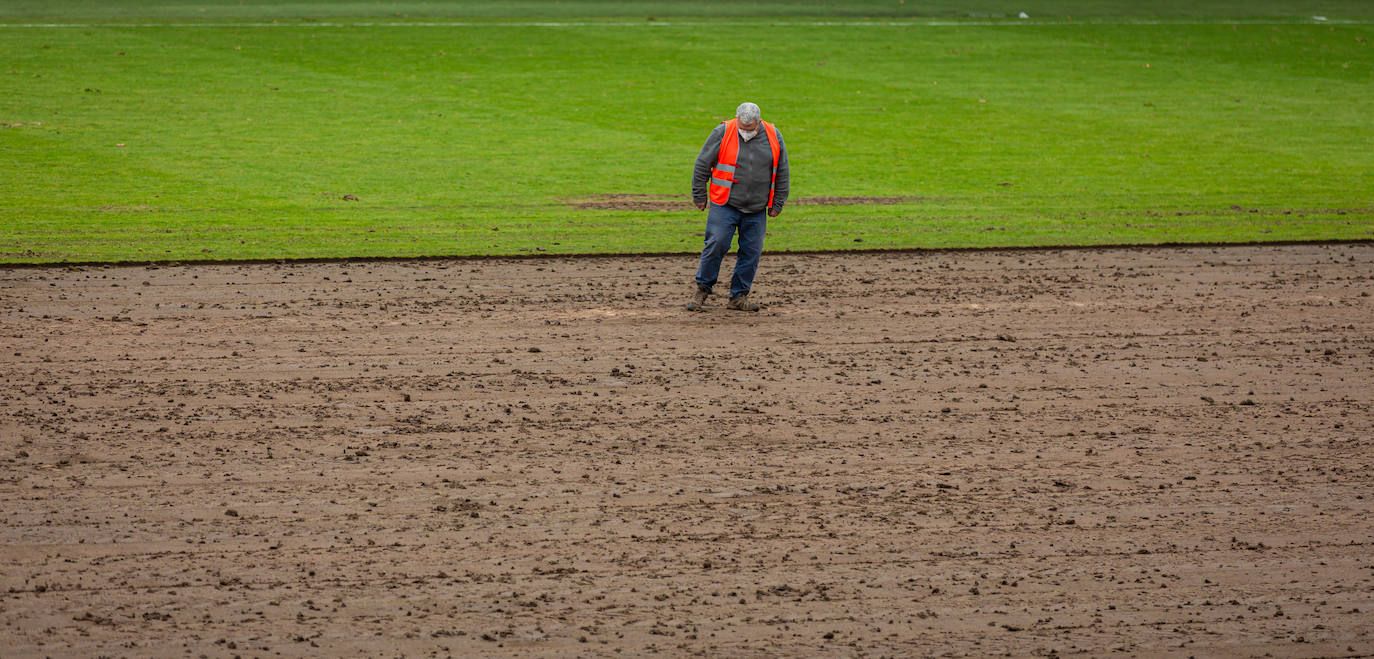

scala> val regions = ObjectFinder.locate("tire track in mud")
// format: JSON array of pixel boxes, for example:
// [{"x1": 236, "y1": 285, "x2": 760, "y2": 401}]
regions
[{"x1": 1, "y1": 244, "x2": 1372, "y2": 656}]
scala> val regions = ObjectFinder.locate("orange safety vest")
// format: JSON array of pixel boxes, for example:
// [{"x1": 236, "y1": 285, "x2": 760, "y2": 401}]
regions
[{"x1": 708, "y1": 118, "x2": 781, "y2": 208}]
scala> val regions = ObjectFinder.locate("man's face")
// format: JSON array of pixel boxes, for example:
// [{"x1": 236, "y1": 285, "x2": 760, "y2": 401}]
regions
[{"x1": 738, "y1": 118, "x2": 759, "y2": 132}]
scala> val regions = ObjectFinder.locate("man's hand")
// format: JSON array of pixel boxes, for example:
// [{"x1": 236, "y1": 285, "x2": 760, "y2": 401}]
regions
[
  {"x1": 768, "y1": 206, "x2": 781, "y2": 218},
  {"x1": 696, "y1": 201, "x2": 707, "y2": 211}
]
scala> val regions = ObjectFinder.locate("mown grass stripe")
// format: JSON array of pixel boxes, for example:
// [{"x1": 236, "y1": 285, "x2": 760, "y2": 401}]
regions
[{"x1": 3, "y1": 19, "x2": 1371, "y2": 28}]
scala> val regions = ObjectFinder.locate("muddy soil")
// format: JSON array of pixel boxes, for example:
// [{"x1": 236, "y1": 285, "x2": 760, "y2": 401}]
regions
[{"x1": 1, "y1": 244, "x2": 1372, "y2": 657}]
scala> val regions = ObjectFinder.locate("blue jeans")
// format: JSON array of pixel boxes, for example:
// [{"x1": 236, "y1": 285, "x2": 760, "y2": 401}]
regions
[{"x1": 694, "y1": 203, "x2": 766, "y2": 299}]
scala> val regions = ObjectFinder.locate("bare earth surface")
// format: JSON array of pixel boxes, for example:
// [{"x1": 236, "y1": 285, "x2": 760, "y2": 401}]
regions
[{"x1": 1, "y1": 244, "x2": 1372, "y2": 657}]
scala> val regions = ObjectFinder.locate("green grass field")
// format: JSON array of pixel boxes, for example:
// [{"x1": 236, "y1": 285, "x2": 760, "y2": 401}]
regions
[{"x1": 1, "y1": 1, "x2": 1371, "y2": 263}]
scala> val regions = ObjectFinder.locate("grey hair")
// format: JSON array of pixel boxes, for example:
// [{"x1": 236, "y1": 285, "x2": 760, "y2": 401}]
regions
[{"x1": 735, "y1": 102, "x2": 761, "y2": 125}]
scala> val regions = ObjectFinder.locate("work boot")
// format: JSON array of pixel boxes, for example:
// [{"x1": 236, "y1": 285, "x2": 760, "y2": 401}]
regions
[
  {"x1": 686, "y1": 285, "x2": 710, "y2": 311},
  {"x1": 726, "y1": 292, "x2": 760, "y2": 312}
]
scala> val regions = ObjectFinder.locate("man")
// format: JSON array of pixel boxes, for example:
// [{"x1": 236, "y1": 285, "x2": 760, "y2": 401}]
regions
[{"x1": 688, "y1": 101, "x2": 789, "y2": 312}]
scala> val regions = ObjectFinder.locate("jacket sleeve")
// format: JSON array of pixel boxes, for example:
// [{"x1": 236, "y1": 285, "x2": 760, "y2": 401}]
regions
[
  {"x1": 692, "y1": 125, "x2": 725, "y2": 205},
  {"x1": 771, "y1": 129, "x2": 789, "y2": 210}
]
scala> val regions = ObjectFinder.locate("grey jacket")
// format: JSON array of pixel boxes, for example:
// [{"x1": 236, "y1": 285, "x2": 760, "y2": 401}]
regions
[{"x1": 692, "y1": 122, "x2": 790, "y2": 214}]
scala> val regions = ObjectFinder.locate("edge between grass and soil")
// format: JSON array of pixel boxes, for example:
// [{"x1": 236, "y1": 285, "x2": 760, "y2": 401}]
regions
[{"x1": 2, "y1": 238, "x2": 1371, "y2": 271}]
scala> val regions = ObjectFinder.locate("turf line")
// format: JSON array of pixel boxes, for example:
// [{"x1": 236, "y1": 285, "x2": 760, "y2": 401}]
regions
[
  {"x1": 0, "y1": 18, "x2": 1368, "y2": 28},
  {"x1": 2, "y1": 239, "x2": 1369, "y2": 270}
]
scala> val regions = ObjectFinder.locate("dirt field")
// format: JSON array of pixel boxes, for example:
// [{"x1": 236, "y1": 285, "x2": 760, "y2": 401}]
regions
[{"x1": 2, "y1": 244, "x2": 1372, "y2": 657}]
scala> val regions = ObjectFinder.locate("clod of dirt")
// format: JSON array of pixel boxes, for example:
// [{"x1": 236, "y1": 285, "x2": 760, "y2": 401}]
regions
[{"x1": 225, "y1": 509, "x2": 239, "y2": 517}]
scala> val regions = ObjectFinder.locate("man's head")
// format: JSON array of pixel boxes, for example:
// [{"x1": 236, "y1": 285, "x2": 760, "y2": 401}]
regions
[{"x1": 735, "y1": 102, "x2": 762, "y2": 131}]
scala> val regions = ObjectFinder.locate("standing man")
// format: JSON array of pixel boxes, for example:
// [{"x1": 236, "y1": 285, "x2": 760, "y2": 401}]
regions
[{"x1": 688, "y1": 101, "x2": 789, "y2": 312}]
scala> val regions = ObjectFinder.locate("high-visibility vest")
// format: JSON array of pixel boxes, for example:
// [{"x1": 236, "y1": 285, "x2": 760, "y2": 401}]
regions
[{"x1": 708, "y1": 118, "x2": 781, "y2": 207}]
